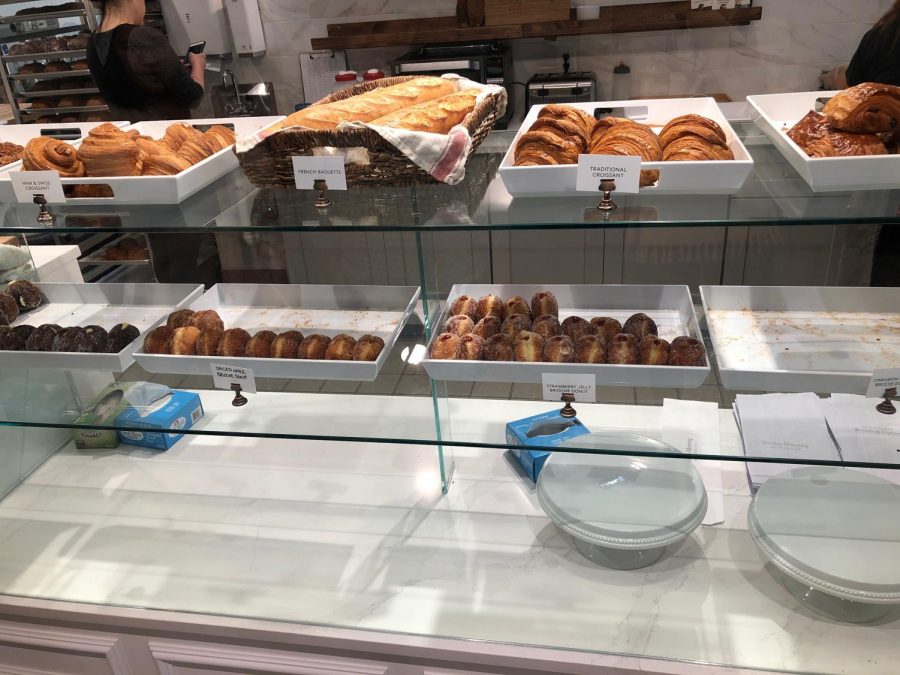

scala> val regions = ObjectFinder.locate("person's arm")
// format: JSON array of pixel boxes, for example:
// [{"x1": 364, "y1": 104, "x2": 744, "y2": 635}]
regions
[
  {"x1": 188, "y1": 51, "x2": 207, "y2": 89},
  {"x1": 126, "y1": 26, "x2": 205, "y2": 108}
]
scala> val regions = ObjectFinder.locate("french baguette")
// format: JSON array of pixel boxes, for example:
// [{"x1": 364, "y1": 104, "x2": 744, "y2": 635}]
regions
[
  {"x1": 279, "y1": 77, "x2": 456, "y2": 131},
  {"x1": 371, "y1": 89, "x2": 479, "y2": 134}
]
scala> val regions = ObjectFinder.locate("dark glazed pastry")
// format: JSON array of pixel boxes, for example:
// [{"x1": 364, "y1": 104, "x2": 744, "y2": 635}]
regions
[
  {"x1": 575, "y1": 335, "x2": 606, "y2": 363},
  {"x1": 623, "y1": 313, "x2": 658, "y2": 340},
  {"x1": 0, "y1": 310, "x2": 7, "y2": 327},
  {"x1": 444, "y1": 314, "x2": 475, "y2": 337},
  {"x1": 196, "y1": 329, "x2": 223, "y2": 356},
  {"x1": 352, "y1": 334, "x2": 385, "y2": 361},
  {"x1": 483, "y1": 333, "x2": 514, "y2": 361},
  {"x1": 3, "y1": 324, "x2": 34, "y2": 350},
  {"x1": 639, "y1": 336, "x2": 670, "y2": 365},
  {"x1": 590, "y1": 317, "x2": 622, "y2": 345},
  {"x1": 530, "y1": 290, "x2": 559, "y2": 318},
  {"x1": 607, "y1": 333, "x2": 638, "y2": 365},
  {"x1": 83, "y1": 325, "x2": 108, "y2": 353},
  {"x1": 218, "y1": 328, "x2": 251, "y2": 357},
  {"x1": 107, "y1": 323, "x2": 139, "y2": 352},
  {"x1": 561, "y1": 315, "x2": 593, "y2": 341},
  {"x1": 246, "y1": 330, "x2": 277, "y2": 358},
  {"x1": 325, "y1": 333, "x2": 356, "y2": 360},
  {"x1": 61, "y1": 327, "x2": 92, "y2": 353},
  {"x1": 50, "y1": 328, "x2": 72, "y2": 352},
  {"x1": 514, "y1": 331, "x2": 545, "y2": 362},
  {"x1": 0, "y1": 327, "x2": 10, "y2": 347},
  {"x1": 449, "y1": 295, "x2": 478, "y2": 320},
  {"x1": 169, "y1": 326, "x2": 201, "y2": 355},
  {"x1": 166, "y1": 309, "x2": 195, "y2": 330},
  {"x1": 297, "y1": 334, "x2": 331, "y2": 359},
  {"x1": 431, "y1": 333, "x2": 460, "y2": 360},
  {"x1": 501, "y1": 313, "x2": 532, "y2": 339},
  {"x1": 472, "y1": 315, "x2": 501, "y2": 340},
  {"x1": 143, "y1": 326, "x2": 173, "y2": 354},
  {"x1": 532, "y1": 314, "x2": 561, "y2": 339},
  {"x1": 668, "y1": 336, "x2": 706, "y2": 366},
  {"x1": 505, "y1": 295, "x2": 531, "y2": 319},
  {"x1": 542, "y1": 335, "x2": 576, "y2": 363},
  {"x1": 271, "y1": 330, "x2": 303, "y2": 359},
  {"x1": 26, "y1": 324, "x2": 62, "y2": 351},
  {"x1": 0, "y1": 292, "x2": 19, "y2": 323},
  {"x1": 455, "y1": 333, "x2": 484, "y2": 360},
  {"x1": 191, "y1": 309, "x2": 225, "y2": 333},
  {"x1": 476, "y1": 294, "x2": 505, "y2": 321},
  {"x1": 7, "y1": 280, "x2": 42, "y2": 311}
]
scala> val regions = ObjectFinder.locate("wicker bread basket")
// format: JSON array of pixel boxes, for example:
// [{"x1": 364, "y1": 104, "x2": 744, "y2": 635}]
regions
[{"x1": 236, "y1": 75, "x2": 504, "y2": 189}]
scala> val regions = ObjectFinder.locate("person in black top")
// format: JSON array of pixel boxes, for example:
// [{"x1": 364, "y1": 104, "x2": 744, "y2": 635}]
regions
[
  {"x1": 87, "y1": 0, "x2": 206, "y2": 122},
  {"x1": 821, "y1": 1, "x2": 900, "y2": 88}
]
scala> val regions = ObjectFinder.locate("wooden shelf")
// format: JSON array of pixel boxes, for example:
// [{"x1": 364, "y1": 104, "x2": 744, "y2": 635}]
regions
[{"x1": 311, "y1": 1, "x2": 762, "y2": 51}]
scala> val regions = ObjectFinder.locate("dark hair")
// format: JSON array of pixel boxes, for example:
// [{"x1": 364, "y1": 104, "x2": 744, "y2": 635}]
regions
[{"x1": 876, "y1": 0, "x2": 900, "y2": 51}]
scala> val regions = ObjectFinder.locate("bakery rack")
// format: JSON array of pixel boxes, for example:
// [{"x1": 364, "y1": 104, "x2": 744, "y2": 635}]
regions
[{"x1": 0, "y1": 0, "x2": 104, "y2": 123}]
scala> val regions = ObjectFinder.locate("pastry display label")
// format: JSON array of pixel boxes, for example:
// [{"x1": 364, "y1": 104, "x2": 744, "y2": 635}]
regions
[
  {"x1": 291, "y1": 156, "x2": 348, "y2": 190},
  {"x1": 541, "y1": 373, "x2": 596, "y2": 403},
  {"x1": 211, "y1": 363, "x2": 257, "y2": 394},
  {"x1": 10, "y1": 170, "x2": 66, "y2": 204},
  {"x1": 575, "y1": 155, "x2": 641, "y2": 194},
  {"x1": 866, "y1": 368, "x2": 900, "y2": 399}
]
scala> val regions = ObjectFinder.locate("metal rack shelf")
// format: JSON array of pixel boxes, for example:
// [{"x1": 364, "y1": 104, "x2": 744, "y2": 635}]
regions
[
  {"x1": 0, "y1": 9, "x2": 87, "y2": 24},
  {"x1": 21, "y1": 103, "x2": 107, "y2": 114},
  {"x1": 8, "y1": 68, "x2": 92, "y2": 81},
  {"x1": 18, "y1": 85, "x2": 99, "y2": 98},
  {"x1": 3, "y1": 49, "x2": 87, "y2": 62}
]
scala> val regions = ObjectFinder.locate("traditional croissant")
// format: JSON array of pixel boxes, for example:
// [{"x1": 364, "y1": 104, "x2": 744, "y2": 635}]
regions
[
  {"x1": 514, "y1": 129, "x2": 581, "y2": 165},
  {"x1": 663, "y1": 135, "x2": 734, "y2": 161},
  {"x1": 23, "y1": 137, "x2": 85, "y2": 177},
  {"x1": 534, "y1": 104, "x2": 594, "y2": 152},
  {"x1": 805, "y1": 131, "x2": 887, "y2": 157},
  {"x1": 142, "y1": 154, "x2": 192, "y2": 176},
  {"x1": 371, "y1": 90, "x2": 479, "y2": 134},
  {"x1": 824, "y1": 82, "x2": 900, "y2": 134},
  {"x1": 658, "y1": 114, "x2": 727, "y2": 149},
  {"x1": 77, "y1": 125, "x2": 143, "y2": 176},
  {"x1": 589, "y1": 119, "x2": 661, "y2": 186}
]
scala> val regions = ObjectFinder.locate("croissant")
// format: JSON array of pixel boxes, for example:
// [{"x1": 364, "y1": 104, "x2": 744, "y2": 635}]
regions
[
  {"x1": 824, "y1": 82, "x2": 900, "y2": 134},
  {"x1": 536, "y1": 104, "x2": 594, "y2": 150},
  {"x1": 514, "y1": 129, "x2": 581, "y2": 166},
  {"x1": 135, "y1": 137, "x2": 172, "y2": 157},
  {"x1": 589, "y1": 120, "x2": 661, "y2": 187},
  {"x1": 142, "y1": 154, "x2": 192, "y2": 176},
  {"x1": 786, "y1": 111, "x2": 831, "y2": 151},
  {"x1": 203, "y1": 125, "x2": 236, "y2": 151},
  {"x1": 176, "y1": 136, "x2": 217, "y2": 165},
  {"x1": 663, "y1": 135, "x2": 735, "y2": 161},
  {"x1": 658, "y1": 114, "x2": 727, "y2": 149},
  {"x1": 23, "y1": 137, "x2": 85, "y2": 177},
  {"x1": 805, "y1": 131, "x2": 887, "y2": 158},
  {"x1": 529, "y1": 115, "x2": 590, "y2": 153},
  {"x1": 163, "y1": 123, "x2": 202, "y2": 151},
  {"x1": 77, "y1": 126, "x2": 143, "y2": 177}
]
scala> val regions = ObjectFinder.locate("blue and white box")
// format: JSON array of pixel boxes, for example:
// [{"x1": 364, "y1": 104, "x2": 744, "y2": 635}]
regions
[
  {"x1": 505, "y1": 409, "x2": 590, "y2": 482},
  {"x1": 116, "y1": 390, "x2": 204, "y2": 450}
]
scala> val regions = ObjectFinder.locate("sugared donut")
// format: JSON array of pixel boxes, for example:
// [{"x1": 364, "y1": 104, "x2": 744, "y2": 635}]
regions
[
  {"x1": 455, "y1": 333, "x2": 484, "y2": 360},
  {"x1": 449, "y1": 295, "x2": 478, "y2": 319},
  {"x1": 575, "y1": 335, "x2": 606, "y2": 363},
  {"x1": 246, "y1": 330, "x2": 277, "y2": 358},
  {"x1": 530, "y1": 290, "x2": 558, "y2": 318},
  {"x1": 476, "y1": 294, "x2": 505, "y2": 321},
  {"x1": 590, "y1": 317, "x2": 622, "y2": 345},
  {"x1": 271, "y1": 330, "x2": 303, "y2": 359},
  {"x1": 3, "y1": 324, "x2": 34, "y2": 350},
  {"x1": 431, "y1": 332, "x2": 460, "y2": 360},
  {"x1": 298, "y1": 334, "x2": 331, "y2": 359},
  {"x1": 668, "y1": 336, "x2": 706, "y2": 366},
  {"x1": 107, "y1": 323, "x2": 140, "y2": 353},
  {"x1": 472, "y1": 315, "x2": 501, "y2": 340},
  {"x1": 542, "y1": 335, "x2": 575, "y2": 363},
  {"x1": 166, "y1": 309, "x2": 195, "y2": 330},
  {"x1": 501, "y1": 313, "x2": 532, "y2": 339},
  {"x1": 0, "y1": 292, "x2": 19, "y2": 323},
  {"x1": 196, "y1": 329, "x2": 223, "y2": 356},
  {"x1": 639, "y1": 336, "x2": 670, "y2": 365},
  {"x1": 514, "y1": 331, "x2": 545, "y2": 362},
  {"x1": 607, "y1": 333, "x2": 638, "y2": 364},
  {"x1": 83, "y1": 325, "x2": 108, "y2": 353},
  {"x1": 623, "y1": 312, "x2": 658, "y2": 340},
  {"x1": 353, "y1": 334, "x2": 385, "y2": 361},
  {"x1": 7, "y1": 280, "x2": 42, "y2": 312},
  {"x1": 217, "y1": 328, "x2": 251, "y2": 357},
  {"x1": 144, "y1": 326, "x2": 173, "y2": 354},
  {"x1": 532, "y1": 314, "x2": 561, "y2": 339},
  {"x1": 505, "y1": 296, "x2": 532, "y2": 319},
  {"x1": 325, "y1": 333, "x2": 356, "y2": 360},
  {"x1": 483, "y1": 333, "x2": 514, "y2": 361},
  {"x1": 191, "y1": 309, "x2": 225, "y2": 333},
  {"x1": 444, "y1": 314, "x2": 475, "y2": 336},
  {"x1": 561, "y1": 315, "x2": 593, "y2": 341},
  {"x1": 26, "y1": 324, "x2": 62, "y2": 351},
  {"x1": 169, "y1": 326, "x2": 201, "y2": 355}
]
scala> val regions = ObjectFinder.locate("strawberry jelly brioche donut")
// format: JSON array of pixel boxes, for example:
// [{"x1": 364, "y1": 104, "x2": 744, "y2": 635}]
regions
[
  {"x1": 430, "y1": 333, "x2": 460, "y2": 360},
  {"x1": 483, "y1": 333, "x2": 514, "y2": 361},
  {"x1": 444, "y1": 314, "x2": 475, "y2": 337},
  {"x1": 455, "y1": 333, "x2": 484, "y2": 360}
]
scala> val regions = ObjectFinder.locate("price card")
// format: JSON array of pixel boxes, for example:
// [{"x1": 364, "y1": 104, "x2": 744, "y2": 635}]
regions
[
  {"x1": 10, "y1": 171, "x2": 66, "y2": 204},
  {"x1": 866, "y1": 368, "x2": 900, "y2": 398},
  {"x1": 291, "y1": 156, "x2": 347, "y2": 190},
  {"x1": 211, "y1": 363, "x2": 257, "y2": 394},
  {"x1": 575, "y1": 154, "x2": 641, "y2": 194},
  {"x1": 541, "y1": 373, "x2": 596, "y2": 403}
]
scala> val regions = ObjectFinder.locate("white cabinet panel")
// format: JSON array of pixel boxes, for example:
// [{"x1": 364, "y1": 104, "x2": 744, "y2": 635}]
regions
[{"x1": 0, "y1": 621, "x2": 133, "y2": 675}]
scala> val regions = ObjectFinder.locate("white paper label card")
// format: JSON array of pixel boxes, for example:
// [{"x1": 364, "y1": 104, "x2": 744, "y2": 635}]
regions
[
  {"x1": 292, "y1": 156, "x2": 347, "y2": 190},
  {"x1": 866, "y1": 368, "x2": 900, "y2": 398},
  {"x1": 576, "y1": 154, "x2": 641, "y2": 194},
  {"x1": 11, "y1": 171, "x2": 66, "y2": 204},
  {"x1": 542, "y1": 373, "x2": 596, "y2": 403},
  {"x1": 210, "y1": 363, "x2": 257, "y2": 394}
]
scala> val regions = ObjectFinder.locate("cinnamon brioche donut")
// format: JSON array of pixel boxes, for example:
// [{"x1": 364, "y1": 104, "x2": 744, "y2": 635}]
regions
[
  {"x1": 218, "y1": 328, "x2": 251, "y2": 357},
  {"x1": 246, "y1": 330, "x2": 277, "y2": 358},
  {"x1": 298, "y1": 334, "x2": 331, "y2": 359},
  {"x1": 169, "y1": 326, "x2": 201, "y2": 355},
  {"x1": 196, "y1": 329, "x2": 223, "y2": 356},
  {"x1": 143, "y1": 326, "x2": 173, "y2": 354},
  {"x1": 23, "y1": 137, "x2": 84, "y2": 176},
  {"x1": 191, "y1": 310, "x2": 224, "y2": 333},
  {"x1": 271, "y1": 330, "x2": 303, "y2": 359},
  {"x1": 324, "y1": 333, "x2": 356, "y2": 360},
  {"x1": 352, "y1": 334, "x2": 385, "y2": 361},
  {"x1": 166, "y1": 309, "x2": 195, "y2": 330}
]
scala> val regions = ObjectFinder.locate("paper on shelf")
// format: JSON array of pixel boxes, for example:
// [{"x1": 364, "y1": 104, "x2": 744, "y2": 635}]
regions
[
  {"x1": 662, "y1": 398, "x2": 724, "y2": 526},
  {"x1": 822, "y1": 393, "x2": 900, "y2": 485}
]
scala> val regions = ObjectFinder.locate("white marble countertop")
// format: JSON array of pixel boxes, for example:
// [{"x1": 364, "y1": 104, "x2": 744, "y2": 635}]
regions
[{"x1": 0, "y1": 391, "x2": 896, "y2": 674}]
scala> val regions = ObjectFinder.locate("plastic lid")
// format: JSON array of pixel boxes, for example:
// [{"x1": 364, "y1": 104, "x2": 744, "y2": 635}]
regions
[
  {"x1": 335, "y1": 71, "x2": 358, "y2": 82},
  {"x1": 749, "y1": 466, "x2": 900, "y2": 602},
  {"x1": 363, "y1": 69, "x2": 385, "y2": 80},
  {"x1": 537, "y1": 432, "x2": 707, "y2": 549}
]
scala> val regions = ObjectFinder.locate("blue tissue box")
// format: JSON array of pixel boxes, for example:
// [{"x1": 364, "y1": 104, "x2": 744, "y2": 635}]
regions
[
  {"x1": 505, "y1": 409, "x2": 590, "y2": 482},
  {"x1": 116, "y1": 390, "x2": 204, "y2": 450}
]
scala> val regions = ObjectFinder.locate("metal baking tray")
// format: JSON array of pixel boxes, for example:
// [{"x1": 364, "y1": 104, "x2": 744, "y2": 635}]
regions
[
  {"x1": 1, "y1": 282, "x2": 203, "y2": 372},
  {"x1": 22, "y1": 105, "x2": 107, "y2": 115},
  {"x1": 421, "y1": 284, "x2": 708, "y2": 387},
  {"x1": 19, "y1": 86, "x2": 99, "y2": 98},
  {"x1": 0, "y1": 9, "x2": 87, "y2": 24},
  {"x1": 2, "y1": 49, "x2": 87, "y2": 62},
  {"x1": 133, "y1": 283, "x2": 421, "y2": 381},
  {"x1": 700, "y1": 285, "x2": 900, "y2": 394},
  {"x1": 8, "y1": 69, "x2": 93, "y2": 81}
]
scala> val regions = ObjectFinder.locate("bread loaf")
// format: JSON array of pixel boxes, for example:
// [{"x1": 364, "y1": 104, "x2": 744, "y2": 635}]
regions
[
  {"x1": 371, "y1": 90, "x2": 478, "y2": 133},
  {"x1": 278, "y1": 77, "x2": 456, "y2": 131}
]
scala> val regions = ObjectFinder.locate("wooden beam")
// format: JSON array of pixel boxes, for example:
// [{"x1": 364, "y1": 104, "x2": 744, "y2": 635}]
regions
[
  {"x1": 312, "y1": 24, "x2": 523, "y2": 51},
  {"x1": 326, "y1": 16, "x2": 459, "y2": 37}
]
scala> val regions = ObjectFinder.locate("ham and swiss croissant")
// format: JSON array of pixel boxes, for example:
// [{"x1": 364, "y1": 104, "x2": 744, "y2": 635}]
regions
[
  {"x1": 142, "y1": 154, "x2": 192, "y2": 176},
  {"x1": 823, "y1": 82, "x2": 900, "y2": 134},
  {"x1": 23, "y1": 137, "x2": 85, "y2": 176},
  {"x1": 77, "y1": 123, "x2": 143, "y2": 176}
]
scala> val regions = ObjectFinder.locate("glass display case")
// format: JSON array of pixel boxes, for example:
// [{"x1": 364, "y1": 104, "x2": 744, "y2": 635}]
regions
[{"x1": 0, "y1": 117, "x2": 898, "y2": 674}]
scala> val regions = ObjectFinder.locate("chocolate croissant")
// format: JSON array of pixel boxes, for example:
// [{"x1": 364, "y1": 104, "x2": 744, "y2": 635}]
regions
[
  {"x1": 805, "y1": 131, "x2": 887, "y2": 157},
  {"x1": 786, "y1": 111, "x2": 831, "y2": 151},
  {"x1": 824, "y1": 82, "x2": 900, "y2": 134},
  {"x1": 23, "y1": 137, "x2": 85, "y2": 177}
]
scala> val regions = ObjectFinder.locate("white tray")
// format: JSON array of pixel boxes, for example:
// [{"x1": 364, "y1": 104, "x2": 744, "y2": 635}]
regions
[
  {"x1": 0, "y1": 121, "x2": 128, "y2": 172},
  {"x1": 499, "y1": 98, "x2": 754, "y2": 197},
  {"x1": 0, "y1": 116, "x2": 283, "y2": 205},
  {"x1": 747, "y1": 90, "x2": 900, "y2": 192},
  {"x1": 1, "y1": 282, "x2": 203, "y2": 371},
  {"x1": 421, "y1": 284, "x2": 709, "y2": 387},
  {"x1": 133, "y1": 283, "x2": 420, "y2": 381},
  {"x1": 700, "y1": 285, "x2": 900, "y2": 394}
]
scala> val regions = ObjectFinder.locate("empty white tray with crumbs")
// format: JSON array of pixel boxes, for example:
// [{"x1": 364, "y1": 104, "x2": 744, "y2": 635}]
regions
[
  {"x1": 700, "y1": 285, "x2": 900, "y2": 394},
  {"x1": 499, "y1": 97, "x2": 753, "y2": 197},
  {"x1": 1, "y1": 282, "x2": 203, "y2": 371},
  {"x1": 747, "y1": 90, "x2": 900, "y2": 192},
  {"x1": 133, "y1": 283, "x2": 420, "y2": 381},
  {"x1": 0, "y1": 116, "x2": 283, "y2": 205},
  {"x1": 421, "y1": 284, "x2": 708, "y2": 387}
]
